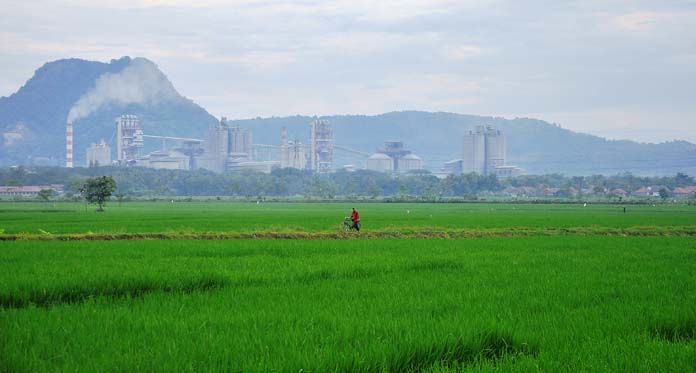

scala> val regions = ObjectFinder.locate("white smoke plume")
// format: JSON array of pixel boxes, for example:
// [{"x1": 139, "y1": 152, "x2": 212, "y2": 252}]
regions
[{"x1": 67, "y1": 58, "x2": 180, "y2": 123}]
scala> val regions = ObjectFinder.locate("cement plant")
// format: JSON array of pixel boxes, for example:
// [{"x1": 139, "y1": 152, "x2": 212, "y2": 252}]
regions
[{"x1": 76, "y1": 114, "x2": 525, "y2": 178}]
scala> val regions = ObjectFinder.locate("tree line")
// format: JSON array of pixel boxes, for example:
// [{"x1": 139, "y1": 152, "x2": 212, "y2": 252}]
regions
[{"x1": 0, "y1": 166, "x2": 694, "y2": 199}]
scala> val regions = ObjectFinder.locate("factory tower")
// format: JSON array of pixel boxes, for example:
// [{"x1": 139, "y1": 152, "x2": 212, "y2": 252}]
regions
[{"x1": 462, "y1": 125, "x2": 506, "y2": 175}]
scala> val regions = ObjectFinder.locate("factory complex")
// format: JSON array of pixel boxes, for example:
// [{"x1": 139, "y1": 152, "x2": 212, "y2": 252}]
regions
[
  {"x1": 75, "y1": 115, "x2": 523, "y2": 178},
  {"x1": 437, "y1": 125, "x2": 525, "y2": 178}
]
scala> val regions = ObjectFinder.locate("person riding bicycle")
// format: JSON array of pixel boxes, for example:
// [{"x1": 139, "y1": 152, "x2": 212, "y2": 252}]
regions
[{"x1": 350, "y1": 208, "x2": 361, "y2": 231}]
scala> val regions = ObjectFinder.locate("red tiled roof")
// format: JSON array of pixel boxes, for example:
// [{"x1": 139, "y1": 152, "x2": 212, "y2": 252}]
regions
[
  {"x1": 673, "y1": 186, "x2": 696, "y2": 194},
  {"x1": 0, "y1": 185, "x2": 64, "y2": 193}
]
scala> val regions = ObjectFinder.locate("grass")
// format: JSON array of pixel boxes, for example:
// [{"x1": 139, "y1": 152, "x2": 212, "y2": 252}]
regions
[
  {"x1": 0, "y1": 275, "x2": 229, "y2": 309},
  {"x1": 0, "y1": 201, "x2": 695, "y2": 235},
  {"x1": 1, "y1": 202, "x2": 694, "y2": 370},
  {"x1": 1, "y1": 224, "x2": 696, "y2": 241},
  {"x1": 1, "y1": 236, "x2": 695, "y2": 371},
  {"x1": 651, "y1": 319, "x2": 696, "y2": 343}
]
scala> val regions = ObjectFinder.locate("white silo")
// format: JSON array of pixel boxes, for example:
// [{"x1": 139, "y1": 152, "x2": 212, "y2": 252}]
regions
[
  {"x1": 484, "y1": 126, "x2": 505, "y2": 175},
  {"x1": 398, "y1": 153, "x2": 423, "y2": 172},
  {"x1": 366, "y1": 153, "x2": 393, "y2": 172},
  {"x1": 462, "y1": 126, "x2": 486, "y2": 174}
]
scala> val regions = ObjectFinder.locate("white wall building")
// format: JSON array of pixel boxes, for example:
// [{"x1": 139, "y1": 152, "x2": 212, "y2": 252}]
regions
[
  {"x1": 462, "y1": 128, "x2": 486, "y2": 174},
  {"x1": 484, "y1": 128, "x2": 506, "y2": 174},
  {"x1": 493, "y1": 165, "x2": 525, "y2": 178},
  {"x1": 280, "y1": 127, "x2": 309, "y2": 170},
  {"x1": 86, "y1": 139, "x2": 111, "y2": 167},
  {"x1": 462, "y1": 125, "x2": 507, "y2": 175}
]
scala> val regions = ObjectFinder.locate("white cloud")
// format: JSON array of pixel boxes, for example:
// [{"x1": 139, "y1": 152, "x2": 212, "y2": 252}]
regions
[
  {"x1": 316, "y1": 31, "x2": 440, "y2": 54},
  {"x1": 612, "y1": 12, "x2": 663, "y2": 31},
  {"x1": 445, "y1": 45, "x2": 484, "y2": 60}
]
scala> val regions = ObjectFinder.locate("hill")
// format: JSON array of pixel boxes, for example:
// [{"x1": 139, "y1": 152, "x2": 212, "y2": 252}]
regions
[{"x1": 0, "y1": 57, "x2": 217, "y2": 166}]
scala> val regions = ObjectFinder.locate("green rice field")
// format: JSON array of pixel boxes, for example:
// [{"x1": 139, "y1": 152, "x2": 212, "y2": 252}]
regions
[
  {"x1": 1, "y1": 202, "x2": 695, "y2": 234},
  {"x1": 1, "y1": 202, "x2": 695, "y2": 371}
]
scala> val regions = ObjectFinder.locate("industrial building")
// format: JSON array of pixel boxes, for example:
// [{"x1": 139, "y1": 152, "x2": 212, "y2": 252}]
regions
[
  {"x1": 462, "y1": 130, "x2": 484, "y2": 175},
  {"x1": 280, "y1": 127, "x2": 309, "y2": 170},
  {"x1": 70, "y1": 114, "x2": 143, "y2": 168},
  {"x1": 227, "y1": 159, "x2": 281, "y2": 173},
  {"x1": 463, "y1": 125, "x2": 504, "y2": 175},
  {"x1": 310, "y1": 120, "x2": 333, "y2": 173},
  {"x1": 442, "y1": 159, "x2": 464, "y2": 176},
  {"x1": 197, "y1": 117, "x2": 278, "y2": 173},
  {"x1": 366, "y1": 153, "x2": 393, "y2": 172},
  {"x1": 197, "y1": 119, "x2": 230, "y2": 172},
  {"x1": 86, "y1": 139, "x2": 111, "y2": 167},
  {"x1": 70, "y1": 114, "x2": 461, "y2": 176},
  {"x1": 139, "y1": 150, "x2": 191, "y2": 170},
  {"x1": 484, "y1": 127, "x2": 505, "y2": 173},
  {"x1": 492, "y1": 165, "x2": 525, "y2": 178},
  {"x1": 229, "y1": 125, "x2": 253, "y2": 159},
  {"x1": 458, "y1": 125, "x2": 524, "y2": 177},
  {"x1": 399, "y1": 153, "x2": 423, "y2": 172},
  {"x1": 116, "y1": 115, "x2": 144, "y2": 165},
  {"x1": 366, "y1": 141, "x2": 423, "y2": 173}
]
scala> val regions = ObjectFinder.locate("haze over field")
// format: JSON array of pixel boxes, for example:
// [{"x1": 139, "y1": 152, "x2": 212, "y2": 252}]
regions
[{"x1": 2, "y1": 1, "x2": 695, "y2": 144}]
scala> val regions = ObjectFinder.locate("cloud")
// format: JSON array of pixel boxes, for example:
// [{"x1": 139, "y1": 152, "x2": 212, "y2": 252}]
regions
[
  {"x1": 445, "y1": 45, "x2": 484, "y2": 60},
  {"x1": 64, "y1": 0, "x2": 233, "y2": 9},
  {"x1": 316, "y1": 31, "x2": 440, "y2": 54},
  {"x1": 612, "y1": 12, "x2": 662, "y2": 31}
]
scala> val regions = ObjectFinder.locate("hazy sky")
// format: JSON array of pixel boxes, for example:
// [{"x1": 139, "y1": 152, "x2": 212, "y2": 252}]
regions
[{"x1": 2, "y1": 0, "x2": 695, "y2": 143}]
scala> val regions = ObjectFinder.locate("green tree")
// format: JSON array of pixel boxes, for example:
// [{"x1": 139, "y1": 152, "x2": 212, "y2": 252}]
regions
[
  {"x1": 81, "y1": 176, "x2": 117, "y2": 212},
  {"x1": 36, "y1": 189, "x2": 54, "y2": 202},
  {"x1": 675, "y1": 172, "x2": 694, "y2": 186},
  {"x1": 367, "y1": 184, "x2": 380, "y2": 199},
  {"x1": 658, "y1": 188, "x2": 670, "y2": 201},
  {"x1": 398, "y1": 184, "x2": 408, "y2": 199}
]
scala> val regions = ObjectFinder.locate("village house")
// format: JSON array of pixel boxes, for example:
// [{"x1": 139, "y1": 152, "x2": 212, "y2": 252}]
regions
[
  {"x1": 609, "y1": 188, "x2": 628, "y2": 198},
  {"x1": 634, "y1": 186, "x2": 670, "y2": 198},
  {"x1": 0, "y1": 185, "x2": 64, "y2": 197},
  {"x1": 673, "y1": 186, "x2": 696, "y2": 199}
]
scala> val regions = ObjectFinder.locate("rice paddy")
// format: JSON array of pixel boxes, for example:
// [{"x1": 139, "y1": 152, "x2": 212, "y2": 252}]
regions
[{"x1": 0, "y1": 202, "x2": 694, "y2": 371}]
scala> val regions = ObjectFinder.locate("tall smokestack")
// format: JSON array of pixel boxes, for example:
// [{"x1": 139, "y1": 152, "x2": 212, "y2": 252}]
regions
[
  {"x1": 280, "y1": 127, "x2": 288, "y2": 168},
  {"x1": 66, "y1": 122, "x2": 73, "y2": 168}
]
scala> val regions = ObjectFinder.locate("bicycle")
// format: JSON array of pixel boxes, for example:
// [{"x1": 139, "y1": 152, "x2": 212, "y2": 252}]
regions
[
  {"x1": 340, "y1": 217, "x2": 361, "y2": 232},
  {"x1": 340, "y1": 217, "x2": 352, "y2": 231}
]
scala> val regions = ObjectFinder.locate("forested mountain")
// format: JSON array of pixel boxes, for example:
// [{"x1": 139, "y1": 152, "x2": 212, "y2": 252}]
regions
[{"x1": 0, "y1": 57, "x2": 217, "y2": 166}]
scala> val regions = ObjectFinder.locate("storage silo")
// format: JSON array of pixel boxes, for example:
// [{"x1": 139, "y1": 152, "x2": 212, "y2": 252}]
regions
[
  {"x1": 462, "y1": 126, "x2": 486, "y2": 174},
  {"x1": 366, "y1": 153, "x2": 393, "y2": 172},
  {"x1": 484, "y1": 126, "x2": 505, "y2": 174},
  {"x1": 398, "y1": 153, "x2": 423, "y2": 172}
]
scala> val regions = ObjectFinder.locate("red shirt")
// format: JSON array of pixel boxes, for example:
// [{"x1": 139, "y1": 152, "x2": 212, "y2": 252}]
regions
[{"x1": 351, "y1": 210, "x2": 360, "y2": 222}]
